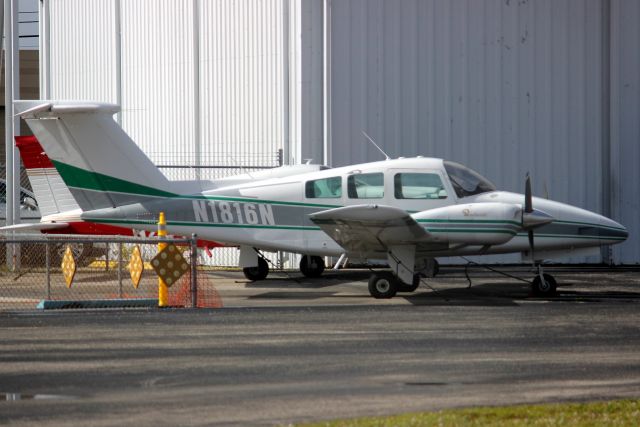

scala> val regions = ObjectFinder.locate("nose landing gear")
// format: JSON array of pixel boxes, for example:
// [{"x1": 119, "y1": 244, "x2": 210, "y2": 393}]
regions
[{"x1": 531, "y1": 265, "x2": 557, "y2": 297}]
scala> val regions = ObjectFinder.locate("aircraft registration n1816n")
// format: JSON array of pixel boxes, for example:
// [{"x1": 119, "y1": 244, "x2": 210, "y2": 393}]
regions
[{"x1": 15, "y1": 101, "x2": 628, "y2": 298}]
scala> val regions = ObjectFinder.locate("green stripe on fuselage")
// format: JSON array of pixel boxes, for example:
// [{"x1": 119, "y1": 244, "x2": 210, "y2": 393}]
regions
[
  {"x1": 54, "y1": 162, "x2": 624, "y2": 241},
  {"x1": 52, "y1": 160, "x2": 177, "y2": 198}
]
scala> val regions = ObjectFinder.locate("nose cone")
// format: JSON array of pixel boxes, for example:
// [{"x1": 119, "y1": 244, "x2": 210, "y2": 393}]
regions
[{"x1": 599, "y1": 216, "x2": 628, "y2": 244}]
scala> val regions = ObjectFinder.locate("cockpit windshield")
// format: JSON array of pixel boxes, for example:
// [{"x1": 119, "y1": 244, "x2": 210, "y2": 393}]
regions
[{"x1": 443, "y1": 161, "x2": 496, "y2": 198}]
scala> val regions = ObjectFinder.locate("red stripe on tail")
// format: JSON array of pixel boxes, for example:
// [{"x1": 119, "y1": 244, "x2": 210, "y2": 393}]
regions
[{"x1": 15, "y1": 135, "x2": 55, "y2": 169}]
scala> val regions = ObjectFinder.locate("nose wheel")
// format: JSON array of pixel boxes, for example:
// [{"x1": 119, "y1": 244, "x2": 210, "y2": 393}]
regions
[{"x1": 531, "y1": 272, "x2": 557, "y2": 297}]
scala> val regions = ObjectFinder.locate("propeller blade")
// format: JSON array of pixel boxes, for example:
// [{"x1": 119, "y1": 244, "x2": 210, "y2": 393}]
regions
[
  {"x1": 528, "y1": 230, "x2": 534, "y2": 253},
  {"x1": 525, "y1": 173, "x2": 533, "y2": 213},
  {"x1": 526, "y1": 173, "x2": 535, "y2": 264}
]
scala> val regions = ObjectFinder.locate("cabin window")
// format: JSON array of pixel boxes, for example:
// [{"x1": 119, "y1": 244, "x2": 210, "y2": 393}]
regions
[
  {"x1": 394, "y1": 173, "x2": 447, "y2": 199},
  {"x1": 305, "y1": 176, "x2": 342, "y2": 198},
  {"x1": 443, "y1": 161, "x2": 496, "y2": 198},
  {"x1": 348, "y1": 172, "x2": 384, "y2": 199}
]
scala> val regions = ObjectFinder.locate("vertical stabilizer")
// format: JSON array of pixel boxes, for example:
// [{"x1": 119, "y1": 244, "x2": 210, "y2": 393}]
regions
[{"x1": 14, "y1": 101, "x2": 175, "y2": 211}]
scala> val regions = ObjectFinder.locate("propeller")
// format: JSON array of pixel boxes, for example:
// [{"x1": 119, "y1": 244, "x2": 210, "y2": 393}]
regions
[
  {"x1": 521, "y1": 173, "x2": 554, "y2": 263},
  {"x1": 524, "y1": 173, "x2": 535, "y2": 260}
]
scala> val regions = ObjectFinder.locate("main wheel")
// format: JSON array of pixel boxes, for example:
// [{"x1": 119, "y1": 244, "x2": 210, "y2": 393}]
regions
[
  {"x1": 243, "y1": 257, "x2": 269, "y2": 281},
  {"x1": 397, "y1": 274, "x2": 421, "y2": 293},
  {"x1": 531, "y1": 273, "x2": 557, "y2": 297},
  {"x1": 368, "y1": 272, "x2": 398, "y2": 299},
  {"x1": 300, "y1": 255, "x2": 325, "y2": 278}
]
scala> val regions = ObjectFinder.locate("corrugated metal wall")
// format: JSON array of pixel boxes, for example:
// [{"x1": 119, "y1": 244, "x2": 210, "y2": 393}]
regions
[
  {"x1": 49, "y1": 0, "x2": 117, "y2": 102},
  {"x1": 120, "y1": 0, "x2": 197, "y2": 166},
  {"x1": 328, "y1": 0, "x2": 615, "y2": 263},
  {"x1": 200, "y1": 0, "x2": 284, "y2": 169},
  {"x1": 46, "y1": 0, "x2": 287, "y2": 267},
  {"x1": 611, "y1": 0, "x2": 640, "y2": 264}
]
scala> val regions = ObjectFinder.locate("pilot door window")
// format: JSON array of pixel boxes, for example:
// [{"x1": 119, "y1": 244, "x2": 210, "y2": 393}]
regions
[
  {"x1": 347, "y1": 172, "x2": 384, "y2": 199},
  {"x1": 394, "y1": 173, "x2": 447, "y2": 199},
  {"x1": 305, "y1": 176, "x2": 342, "y2": 198}
]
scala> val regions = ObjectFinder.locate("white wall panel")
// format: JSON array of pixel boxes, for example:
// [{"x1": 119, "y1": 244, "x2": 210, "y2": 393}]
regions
[
  {"x1": 120, "y1": 0, "x2": 196, "y2": 166},
  {"x1": 611, "y1": 0, "x2": 640, "y2": 264},
  {"x1": 200, "y1": 0, "x2": 284, "y2": 168},
  {"x1": 49, "y1": 0, "x2": 117, "y2": 102}
]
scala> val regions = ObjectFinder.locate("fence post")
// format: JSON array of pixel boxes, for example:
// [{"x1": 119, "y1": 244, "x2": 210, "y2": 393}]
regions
[
  {"x1": 45, "y1": 241, "x2": 50, "y2": 300},
  {"x1": 118, "y1": 241, "x2": 123, "y2": 298},
  {"x1": 105, "y1": 242, "x2": 110, "y2": 272},
  {"x1": 158, "y1": 212, "x2": 168, "y2": 307},
  {"x1": 191, "y1": 233, "x2": 197, "y2": 308}
]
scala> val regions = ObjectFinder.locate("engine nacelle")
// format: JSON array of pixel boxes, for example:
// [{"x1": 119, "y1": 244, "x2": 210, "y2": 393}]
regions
[{"x1": 413, "y1": 202, "x2": 522, "y2": 245}]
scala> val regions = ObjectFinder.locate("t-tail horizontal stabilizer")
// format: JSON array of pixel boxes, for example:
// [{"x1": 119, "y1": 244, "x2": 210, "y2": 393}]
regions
[{"x1": 14, "y1": 101, "x2": 174, "y2": 212}]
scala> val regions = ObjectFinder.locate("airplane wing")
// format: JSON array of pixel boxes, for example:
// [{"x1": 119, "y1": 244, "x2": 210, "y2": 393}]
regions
[
  {"x1": 309, "y1": 204, "x2": 431, "y2": 256},
  {"x1": 0, "y1": 222, "x2": 69, "y2": 232}
]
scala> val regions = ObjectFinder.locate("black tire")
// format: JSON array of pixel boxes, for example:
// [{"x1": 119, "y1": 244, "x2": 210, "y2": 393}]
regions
[
  {"x1": 300, "y1": 255, "x2": 325, "y2": 278},
  {"x1": 532, "y1": 273, "x2": 557, "y2": 297},
  {"x1": 243, "y1": 257, "x2": 269, "y2": 281},
  {"x1": 397, "y1": 274, "x2": 421, "y2": 293},
  {"x1": 368, "y1": 272, "x2": 398, "y2": 299}
]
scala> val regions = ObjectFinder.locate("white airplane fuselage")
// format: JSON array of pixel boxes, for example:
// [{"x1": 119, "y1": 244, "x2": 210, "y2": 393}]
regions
[{"x1": 82, "y1": 157, "x2": 627, "y2": 261}]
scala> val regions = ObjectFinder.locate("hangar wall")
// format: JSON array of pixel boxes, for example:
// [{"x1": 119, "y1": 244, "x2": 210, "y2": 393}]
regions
[
  {"x1": 610, "y1": 0, "x2": 640, "y2": 264},
  {"x1": 46, "y1": 0, "x2": 285, "y2": 174},
  {"x1": 328, "y1": 0, "x2": 607, "y2": 263},
  {"x1": 41, "y1": 0, "x2": 639, "y2": 264}
]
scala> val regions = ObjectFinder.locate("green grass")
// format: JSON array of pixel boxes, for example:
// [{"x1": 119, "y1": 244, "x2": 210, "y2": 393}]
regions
[{"x1": 297, "y1": 399, "x2": 640, "y2": 427}]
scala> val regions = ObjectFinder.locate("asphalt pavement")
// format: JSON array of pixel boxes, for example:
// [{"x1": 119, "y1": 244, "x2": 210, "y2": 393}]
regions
[{"x1": 1, "y1": 267, "x2": 639, "y2": 426}]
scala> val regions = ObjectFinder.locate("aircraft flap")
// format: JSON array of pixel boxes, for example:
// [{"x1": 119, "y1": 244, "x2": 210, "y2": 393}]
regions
[{"x1": 309, "y1": 204, "x2": 430, "y2": 255}]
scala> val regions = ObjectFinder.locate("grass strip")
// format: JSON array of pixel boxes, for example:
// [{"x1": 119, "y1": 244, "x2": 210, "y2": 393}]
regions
[{"x1": 296, "y1": 399, "x2": 640, "y2": 427}]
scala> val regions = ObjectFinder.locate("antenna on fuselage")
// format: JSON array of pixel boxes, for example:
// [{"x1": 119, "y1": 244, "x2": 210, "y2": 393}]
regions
[{"x1": 362, "y1": 131, "x2": 390, "y2": 161}]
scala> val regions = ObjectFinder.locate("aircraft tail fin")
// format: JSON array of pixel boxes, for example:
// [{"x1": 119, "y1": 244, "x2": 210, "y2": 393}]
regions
[
  {"x1": 15, "y1": 101, "x2": 175, "y2": 211},
  {"x1": 15, "y1": 135, "x2": 80, "y2": 217}
]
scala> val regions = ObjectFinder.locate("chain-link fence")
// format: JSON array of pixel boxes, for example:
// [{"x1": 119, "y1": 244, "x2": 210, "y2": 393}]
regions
[{"x1": 0, "y1": 234, "x2": 222, "y2": 311}]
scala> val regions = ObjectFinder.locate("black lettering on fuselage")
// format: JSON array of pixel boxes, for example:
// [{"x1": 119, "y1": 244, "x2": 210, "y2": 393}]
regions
[{"x1": 194, "y1": 200, "x2": 275, "y2": 227}]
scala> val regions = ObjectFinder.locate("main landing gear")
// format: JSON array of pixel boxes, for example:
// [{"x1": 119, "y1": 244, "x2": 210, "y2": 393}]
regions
[
  {"x1": 368, "y1": 271, "x2": 422, "y2": 299},
  {"x1": 242, "y1": 253, "x2": 328, "y2": 281},
  {"x1": 243, "y1": 257, "x2": 269, "y2": 281},
  {"x1": 300, "y1": 255, "x2": 325, "y2": 278}
]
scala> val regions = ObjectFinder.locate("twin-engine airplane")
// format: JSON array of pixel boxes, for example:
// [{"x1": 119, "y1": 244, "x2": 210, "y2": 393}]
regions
[{"x1": 14, "y1": 100, "x2": 628, "y2": 298}]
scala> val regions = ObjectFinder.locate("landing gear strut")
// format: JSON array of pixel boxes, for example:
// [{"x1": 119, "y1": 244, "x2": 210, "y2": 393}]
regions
[
  {"x1": 243, "y1": 257, "x2": 269, "y2": 281},
  {"x1": 421, "y1": 258, "x2": 440, "y2": 278},
  {"x1": 300, "y1": 255, "x2": 325, "y2": 278}
]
